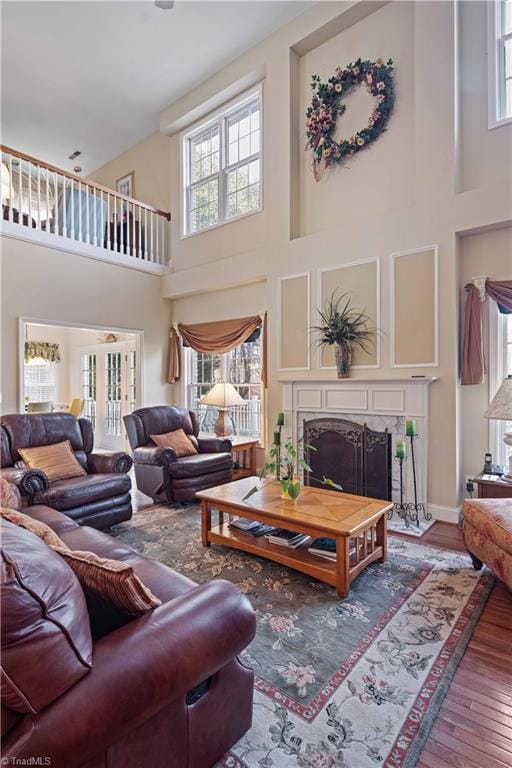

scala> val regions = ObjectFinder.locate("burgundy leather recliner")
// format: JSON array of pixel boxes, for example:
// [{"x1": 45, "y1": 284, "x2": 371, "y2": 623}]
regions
[
  {"x1": 0, "y1": 413, "x2": 133, "y2": 529},
  {"x1": 124, "y1": 406, "x2": 233, "y2": 503},
  {"x1": 1, "y1": 502, "x2": 256, "y2": 768}
]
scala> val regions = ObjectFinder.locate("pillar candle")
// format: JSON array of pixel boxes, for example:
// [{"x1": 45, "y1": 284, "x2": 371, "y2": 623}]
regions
[
  {"x1": 395, "y1": 440, "x2": 406, "y2": 459},
  {"x1": 405, "y1": 418, "x2": 417, "y2": 437},
  {"x1": 276, "y1": 412, "x2": 285, "y2": 426}
]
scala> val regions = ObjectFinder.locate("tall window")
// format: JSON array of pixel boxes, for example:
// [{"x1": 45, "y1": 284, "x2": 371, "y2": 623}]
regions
[
  {"x1": 24, "y1": 361, "x2": 56, "y2": 404},
  {"x1": 490, "y1": 308, "x2": 512, "y2": 467},
  {"x1": 183, "y1": 89, "x2": 262, "y2": 235},
  {"x1": 185, "y1": 337, "x2": 262, "y2": 439},
  {"x1": 489, "y1": 0, "x2": 512, "y2": 126},
  {"x1": 82, "y1": 353, "x2": 97, "y2": 430}
]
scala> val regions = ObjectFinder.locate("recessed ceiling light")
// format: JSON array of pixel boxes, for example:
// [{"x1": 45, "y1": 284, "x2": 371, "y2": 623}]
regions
[
  {"x1": 73, "y1": 166, "x2": 82, "y2": 174},
  {"x1": 155, "y1": 1, "x2": 174, "y2": 9}
]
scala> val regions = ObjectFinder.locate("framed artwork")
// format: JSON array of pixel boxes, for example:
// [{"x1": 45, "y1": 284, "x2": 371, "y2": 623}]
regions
[{"x1": 116, "y1": 171, "x2": 135, "y2": 198}]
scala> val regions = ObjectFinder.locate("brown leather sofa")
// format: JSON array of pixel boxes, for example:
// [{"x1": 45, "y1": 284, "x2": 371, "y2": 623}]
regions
[
  {"x1": 1, "y1": 502, "x2": 256, "y2": 768},
  {"x1": 0, "y1": 413, "x2": 133, "y2": 528},
  {"x1": 124, "y1": 406, "x2": 233, "y2": 503}
]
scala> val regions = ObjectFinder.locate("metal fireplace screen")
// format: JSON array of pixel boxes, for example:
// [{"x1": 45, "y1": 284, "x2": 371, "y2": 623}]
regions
[{"x1": 303, "y1": 417, "x2": 392, "y2": 501}]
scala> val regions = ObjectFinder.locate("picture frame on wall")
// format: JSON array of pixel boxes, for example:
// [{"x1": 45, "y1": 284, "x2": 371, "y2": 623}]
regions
[{"x1": 116, "y1": 171, "x2": 135, "y2": 198}]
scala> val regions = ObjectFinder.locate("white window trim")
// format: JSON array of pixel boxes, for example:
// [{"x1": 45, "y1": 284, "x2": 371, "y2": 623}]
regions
[
  {"x1": 180, "y1": 84, "x2": 263, "y2": 238},
  {"x1": 488, "y1": 0, "x2": 512, "y2": 129},
  {"x1": 182, "y1": 345, "x2": 264, "y2": 442},
  {"x1": 488, "y1": 301, "x2": 508, "y2": 467}
]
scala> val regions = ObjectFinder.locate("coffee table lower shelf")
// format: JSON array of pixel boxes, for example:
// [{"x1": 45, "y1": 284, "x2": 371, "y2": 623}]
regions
[{"x1": 205, "y1": 521, "x2": 384, "y2": 597}]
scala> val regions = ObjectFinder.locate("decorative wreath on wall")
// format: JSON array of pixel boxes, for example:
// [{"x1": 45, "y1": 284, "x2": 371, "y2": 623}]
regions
[{"x1": 305, "y1": 57, "x2": 394, "y2": 180}]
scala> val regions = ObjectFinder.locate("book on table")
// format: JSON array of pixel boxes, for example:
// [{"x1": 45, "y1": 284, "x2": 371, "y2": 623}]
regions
[
  {"x1": 229, "y1": 517, "x2": 276, "y2": 537},
  {"x1": 266, "y1": 529, "x2": 312, "y2": 549},
  {"x1": 308, "y1": 537, "x2": 356, "y2": 561}
]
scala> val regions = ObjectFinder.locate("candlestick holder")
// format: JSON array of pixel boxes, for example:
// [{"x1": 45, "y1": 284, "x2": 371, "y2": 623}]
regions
[
  {"x1": 405, "y1": 434, "x2": 432, "y2": 527},
  {"x1": 388, "y1": 455, "x2": 409, "y2": 524}
]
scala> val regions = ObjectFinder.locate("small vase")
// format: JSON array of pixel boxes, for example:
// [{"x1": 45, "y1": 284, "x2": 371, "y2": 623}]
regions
[
  {"x1": 280, "y1": 477, "x2": 301, "y2": 501},
  {"x1": 334, "y1": 342, "x2": 352, "y2": 378}
]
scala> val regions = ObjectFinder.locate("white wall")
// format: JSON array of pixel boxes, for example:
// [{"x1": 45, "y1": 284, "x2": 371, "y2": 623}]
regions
[{"x1": 1, "y1": 236, "x2": 173, "y2": 414}]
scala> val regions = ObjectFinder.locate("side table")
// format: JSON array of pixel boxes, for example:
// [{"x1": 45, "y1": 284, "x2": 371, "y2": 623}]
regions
[{"x1": 473, "y1": 473, "x2": 512, "y2": 499}]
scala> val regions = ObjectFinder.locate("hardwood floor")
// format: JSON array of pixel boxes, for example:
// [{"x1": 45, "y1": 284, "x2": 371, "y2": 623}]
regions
[{"x1": 398, "y1": 522, "x2": 512, "y2": 768}]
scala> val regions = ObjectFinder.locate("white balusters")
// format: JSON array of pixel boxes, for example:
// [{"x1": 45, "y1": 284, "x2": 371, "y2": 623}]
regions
[
  {"x1": 36, "y1": 164, "x2": 41, "y2": 229},
  {"x1": 8, "y1": 154, "x2": 13, "y2": 222}
]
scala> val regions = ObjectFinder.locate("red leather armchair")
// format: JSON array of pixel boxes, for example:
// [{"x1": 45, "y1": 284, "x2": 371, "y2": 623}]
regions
[
  {"x1": 124, "y1": 406, "x2": 233, "y2": 503},
  {"x1": 1, "y1": 503, "x2": 256, "y2": 768},
  {"x1": 0, "y1": 413, "x2": 133, "y2": 528}
]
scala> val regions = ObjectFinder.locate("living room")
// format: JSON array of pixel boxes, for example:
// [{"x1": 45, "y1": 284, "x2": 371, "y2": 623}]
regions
[{"x1": 1, "y1": 1, "x2": 511, "y2": 767}]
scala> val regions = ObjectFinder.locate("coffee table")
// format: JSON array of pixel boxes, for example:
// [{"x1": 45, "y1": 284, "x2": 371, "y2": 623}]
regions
[{"x1": 197, "y1": 477, "x2": 391, "y2": 597}]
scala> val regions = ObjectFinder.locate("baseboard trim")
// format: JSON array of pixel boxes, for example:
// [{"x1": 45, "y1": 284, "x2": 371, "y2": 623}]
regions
[{"x1": 428, "y1": 504, "x2": 461, "y2": 524}]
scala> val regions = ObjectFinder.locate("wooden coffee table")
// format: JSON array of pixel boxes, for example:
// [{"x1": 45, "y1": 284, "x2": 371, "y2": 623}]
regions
[{"x1": 197, "y1": 477, "x2": 391, "y2": 598}]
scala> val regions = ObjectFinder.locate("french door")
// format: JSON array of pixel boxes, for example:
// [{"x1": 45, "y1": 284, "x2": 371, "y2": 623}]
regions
[{"x1": 77, "y1": 341, "x2": 137, "y2": 451}]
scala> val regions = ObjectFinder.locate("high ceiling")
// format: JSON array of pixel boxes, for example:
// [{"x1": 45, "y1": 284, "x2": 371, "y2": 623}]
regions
[{"x1": 1, "y1": 1, "x2": 309, "y2": 174}]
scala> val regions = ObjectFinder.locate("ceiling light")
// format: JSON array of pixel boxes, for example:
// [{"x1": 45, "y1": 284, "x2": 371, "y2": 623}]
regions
[
  {"x1": 73, "y1": 166, "x2": 82, "y2": 174},
  {"x1": 155, "y1": 1, "x2": 174, "y2": 9}
]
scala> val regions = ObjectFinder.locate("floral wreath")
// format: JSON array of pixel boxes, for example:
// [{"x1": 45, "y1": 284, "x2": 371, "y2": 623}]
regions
[{"x1": 305, "y1": 57, "x2": 394, "y2": 180}]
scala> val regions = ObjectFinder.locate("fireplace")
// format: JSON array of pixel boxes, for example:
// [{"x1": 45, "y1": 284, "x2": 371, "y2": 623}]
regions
[{"x1": 303, "y1": 417, "x2": 392, "y2": 500}]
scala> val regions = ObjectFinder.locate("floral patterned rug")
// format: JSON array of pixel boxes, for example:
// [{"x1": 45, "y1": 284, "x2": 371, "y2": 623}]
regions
[{"x1": 109, "y1": 504, "x2": 493, "y2": 768}]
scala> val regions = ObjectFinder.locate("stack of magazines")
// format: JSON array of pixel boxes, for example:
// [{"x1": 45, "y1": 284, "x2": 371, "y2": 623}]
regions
[
  {"x1": 266, "y1": 529, "x2": 312, "y2": 549},
  {"x1": 308, "y1": 538, "x2": 337, "y2": 561},
  {"x1": 229, "y1": 517, "x2": 276, "y2": 537}
]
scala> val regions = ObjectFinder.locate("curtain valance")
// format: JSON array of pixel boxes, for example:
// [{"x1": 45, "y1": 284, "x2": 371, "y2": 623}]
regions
[
  {"x1": 167, "y1": 314, "x2": 267, "y2": 388},
  {"x1": 24, "y1": 341, "x2": 61, "y2": 364},
  {"x1": 461, "y1": 279, "x2": 512, "y2": 385}
]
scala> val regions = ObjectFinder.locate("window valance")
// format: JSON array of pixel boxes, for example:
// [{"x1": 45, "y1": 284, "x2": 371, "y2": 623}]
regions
[
  {"x1": 167, "y1": 314, "x2": 267, "y2": 387},
  {"x1": 461, "y1": 279, "x2": 512, "y2": 385},
  {"x1": 24, "y1": 341, "x2": 61, "y2": 364}
]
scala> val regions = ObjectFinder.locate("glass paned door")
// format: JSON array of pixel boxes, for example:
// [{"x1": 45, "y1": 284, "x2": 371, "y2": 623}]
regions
[{"x1": 77, "y1": 341, "x2": 137, "y2": 451}]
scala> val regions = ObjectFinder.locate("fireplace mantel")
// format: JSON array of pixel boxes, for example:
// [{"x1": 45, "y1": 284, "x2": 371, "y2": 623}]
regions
[{"x1": 281, "y1": 377, "x2": 439, "y2": 518}]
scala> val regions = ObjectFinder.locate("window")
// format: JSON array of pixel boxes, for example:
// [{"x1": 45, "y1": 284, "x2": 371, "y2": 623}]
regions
[
  {"x1": 24, "y1": 361, "x2": 56, "y2": 404},
  {"x1": 185, "y1": 336, "x2": 262, "y2": 439},
  {"x1": 490, "y1": 306, "x2": 512, "y2": 467},
  {"x1": 183, "y1": 89, "x2": 262, "y2": 235},
  {"x1": 82, "y1": 353, "x2": 97, "y2": 430},
  {"x1": 489, "y1": 0, "x2": 512, "y2": 126}
]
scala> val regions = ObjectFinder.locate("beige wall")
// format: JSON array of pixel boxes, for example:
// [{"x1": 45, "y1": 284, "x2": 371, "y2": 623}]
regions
[
  {"x1": 89, "y1": 131, "x2": 172, "y2": 213},
  {"x1": 459, "y1": 226, "x2": 512, "y2": 483},
  {"x1": 1, "y1": 237, "x2": 172, "y2": 414}
]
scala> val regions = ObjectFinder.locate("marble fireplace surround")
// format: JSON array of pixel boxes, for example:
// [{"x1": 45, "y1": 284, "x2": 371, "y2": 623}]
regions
[{"x1": 281, "y1": 377, "x2": 440, "y2": 518}]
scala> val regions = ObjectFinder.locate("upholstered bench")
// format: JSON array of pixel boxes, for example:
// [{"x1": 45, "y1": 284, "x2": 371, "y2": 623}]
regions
[{"x1": 461, "y1": 498, "x2": 512, "y2": 589}]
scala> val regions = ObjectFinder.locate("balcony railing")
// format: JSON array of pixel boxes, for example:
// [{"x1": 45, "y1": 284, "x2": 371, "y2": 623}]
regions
[{"x1": 1, "y1": 145, "x2": 171, "y2": 274}]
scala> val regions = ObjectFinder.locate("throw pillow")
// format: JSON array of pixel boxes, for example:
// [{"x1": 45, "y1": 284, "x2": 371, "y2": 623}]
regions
[
  {"x1": 0, "y1": 477, "x2": 21, "y2": 510},
  {"x1": 18, "y1": 440, "x2": 87, "y2": 483},
  {"x1": 0, "y1": 507, "x2": 68, "y2": 549},
  {"x1": 150, "y1": 428, "x2": 198, "y2": 458},
  {"x1": 53, "y1": 548, "x2": 162, "y2": 616}
]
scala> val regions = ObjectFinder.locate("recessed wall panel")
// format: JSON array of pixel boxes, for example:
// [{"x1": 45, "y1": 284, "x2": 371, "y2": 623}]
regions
[
  {"x1": 319, "y1": 260, "x2": 379, "y2": 368},
  {"x1": 392, "y1": 247, "x2": 438, "y2": 366},
  {"x1": 279, "y1": 273, "x2": 310, "y2": 369}
]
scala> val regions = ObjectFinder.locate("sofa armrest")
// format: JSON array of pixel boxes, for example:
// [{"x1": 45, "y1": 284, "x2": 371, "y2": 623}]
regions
[
  {"x1": 133, "y1": 445, "x2": 177, "y2": 466},
  {"x1": 88, "y1": 452, "x2": 133, "y2": 474},
  {"x1": 0, "y1": 466, "x2": 49, "y2": 497},
  {"x1": 2, "y1": 580, "x2": 256, "y2": 767},
  {"x1": 197, "y1": 436, "x2": 232, "y2": 454}
]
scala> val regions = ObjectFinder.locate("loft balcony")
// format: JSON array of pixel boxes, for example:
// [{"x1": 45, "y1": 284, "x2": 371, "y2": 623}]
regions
[{"x1": 1, "y1": 145, "x2": 171, "y2": 275}]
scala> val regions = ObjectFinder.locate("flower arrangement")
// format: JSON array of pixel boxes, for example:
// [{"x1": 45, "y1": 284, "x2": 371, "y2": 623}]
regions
[{"x1": 305, "y1": 57, "x2": 394, "y2": 180}]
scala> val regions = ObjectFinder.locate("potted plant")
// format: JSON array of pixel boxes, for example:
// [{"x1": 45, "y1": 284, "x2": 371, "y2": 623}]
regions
[
  {"x1": 243, "y1": 413, "x2": 342, "y2": 502},
  {"x1": 311, "y1": 290, "x2": 378, "y2": 378}
]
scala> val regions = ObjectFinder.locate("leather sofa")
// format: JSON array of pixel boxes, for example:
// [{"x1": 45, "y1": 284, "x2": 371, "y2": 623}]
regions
[
  {"x1": 1, "y1": 501, "x2": 256, "y2": 768},
  {"x1": 0, "y1": 413, "x2": 133, "y2": 529},
  {"x1": 124, "y1": 406, "x2": 233, "y2": 503}
]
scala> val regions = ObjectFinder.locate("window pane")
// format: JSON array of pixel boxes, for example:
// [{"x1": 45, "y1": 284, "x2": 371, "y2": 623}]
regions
[
  {"x1": 189, "y1": 178, "x2": 219, "y2": 232},
  {"x1": 505, "y1": 37, "x2": 512, "y2": 78},
  {"x1": 226, "y1": 99, "x2": 260, "y2": 170},
  {"x1": 225, "y1": 158, "x2": 260, "y2": 219},
  {"x1": 24, "y1": 362, "x2": 56, "y2": 405},
  {"x1": 190, "y1": 126, "x2": 220, "y2": 183}
]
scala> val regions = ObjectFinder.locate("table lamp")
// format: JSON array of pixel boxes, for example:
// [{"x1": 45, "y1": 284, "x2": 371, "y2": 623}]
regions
[
  {"x1": 484, "y1": 375, "x2": 512, "y2": 480},
  {"x1": 200, "y1": 382, "x2": 245, "y2": 437}
]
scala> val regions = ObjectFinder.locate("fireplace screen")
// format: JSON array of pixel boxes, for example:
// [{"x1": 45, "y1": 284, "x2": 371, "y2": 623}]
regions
[{"x1": 303, "y1": 417, "x2": 392, "y2": 501}]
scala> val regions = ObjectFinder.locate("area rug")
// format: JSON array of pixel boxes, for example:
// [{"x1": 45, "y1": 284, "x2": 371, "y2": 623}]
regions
[{"x1": 109, "y1": 504, "x2": 494, "y2": 768}]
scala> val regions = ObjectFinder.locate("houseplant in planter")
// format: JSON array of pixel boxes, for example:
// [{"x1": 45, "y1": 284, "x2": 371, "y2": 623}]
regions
[
  {"x1": 311, "y1": 290, "x2": 378, "y2": 378},
  {"x1": 242, "y1": 413, "x2": 342, "y2": 502}
]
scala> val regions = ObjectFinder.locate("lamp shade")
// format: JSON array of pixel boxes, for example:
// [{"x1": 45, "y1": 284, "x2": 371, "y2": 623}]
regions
[
  {"x1": 200, "y1": 382, "x2": 245, "y2": 408},
  {"x1": 484, "y1": 375, "x2": 512, "y2": 421}
]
